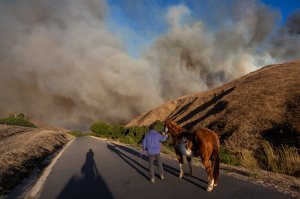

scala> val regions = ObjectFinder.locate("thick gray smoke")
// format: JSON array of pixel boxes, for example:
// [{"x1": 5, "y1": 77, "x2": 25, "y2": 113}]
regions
[
  {"x1": 147, "y1": 1, "x2": 280, "y2": 99},
  {"x1": 0, "y1": 0, "x2": 163, "y2": 129},
  {"x1": 269, "y1": 9, "x2": 300, "y2": 59},
  {"x1": 0, "y1": 0, "x2": 299, "y2": 129}
]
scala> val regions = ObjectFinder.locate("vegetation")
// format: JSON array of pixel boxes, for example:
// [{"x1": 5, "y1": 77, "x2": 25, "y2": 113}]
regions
[
  {"x1": 240, "y1": 149, "x2": 259, "y2": 170},
  {"x1": 90, "y1": 120, "x2": 300, "y2": 177},
  {"x1": 219, "y1": 147, "x2": 240, "y2": 166},
  {"x1": 238, "y1": 140, "x2": 300, "y2": 177},
  {"x1": 91, "y1": 121, "x2": 147, "y2": 145},
  {"x1": 90, "y1": 120, "x2": 174, "y2": 151},
  {"x1": 68, "y1": 131, "x2": 92, "y2": 137},
  {"x1": 0, "y1": 113, "x2": 36, "y2": 128},
  {"x1": 257, "y1": 141, "x2": 300, "y2": 177},
  {"x1": 90, "y1": 120, "x2": 245, "y2": 166}
]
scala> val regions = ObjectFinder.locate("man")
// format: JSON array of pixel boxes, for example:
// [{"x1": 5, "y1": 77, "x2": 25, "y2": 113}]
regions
[{"x1": 142, "y1": 123, "x2": 168, "y2": 183}]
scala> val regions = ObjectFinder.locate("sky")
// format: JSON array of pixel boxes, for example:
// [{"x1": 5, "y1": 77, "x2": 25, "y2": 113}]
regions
[
  {"x1": 0, "y1": 0, "x2": 299, "y2": 129},
  {"x1": 262, "y1": 0, "x2": 300, "y2": 21},
  {"x1": 107, "y1": 0, "x2": 300, "y2": 58}
]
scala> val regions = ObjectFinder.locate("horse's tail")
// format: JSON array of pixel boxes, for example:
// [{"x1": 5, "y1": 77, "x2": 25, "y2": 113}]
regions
[{"x1": 212, "y1": 141, "x2": 220, "y2": 184}]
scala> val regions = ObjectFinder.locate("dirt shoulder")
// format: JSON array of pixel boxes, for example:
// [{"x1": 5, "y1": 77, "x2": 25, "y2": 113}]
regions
[{"x1": 0, "y1": 124, "x2": 73, "y2": 196}]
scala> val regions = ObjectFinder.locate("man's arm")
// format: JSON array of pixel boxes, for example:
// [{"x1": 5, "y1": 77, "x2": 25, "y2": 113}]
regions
[
  {"x1": 142, "y1": 136, "x2": 147, "y2": 151},
  {"x1": 159, "y1": 133, "x2": 168, "y2": 142}
]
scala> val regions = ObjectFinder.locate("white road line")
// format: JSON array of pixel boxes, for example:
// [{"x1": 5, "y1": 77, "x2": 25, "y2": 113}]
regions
[{"x1": 27, "y1": 137, "x2": 76, "y2": 199}]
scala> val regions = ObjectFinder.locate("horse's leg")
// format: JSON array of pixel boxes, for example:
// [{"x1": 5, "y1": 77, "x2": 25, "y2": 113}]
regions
[
  {"x1": 187, "y1": 157, "x2": 194, "y2": 176},
  {"x1": 212, "y1": 141, "x2": 220, "y2": 187},
  {"x1": 202, "y1": 154, "x2": 214, "y2": 191},
  {"x1": 176, "y1": 153, "x2": 184, "y2": 178}
]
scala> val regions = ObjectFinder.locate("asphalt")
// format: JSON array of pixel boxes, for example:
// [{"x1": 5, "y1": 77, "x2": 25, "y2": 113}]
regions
[{"x1": 36, "y1": 136, "x2": 292, "y2": 199}]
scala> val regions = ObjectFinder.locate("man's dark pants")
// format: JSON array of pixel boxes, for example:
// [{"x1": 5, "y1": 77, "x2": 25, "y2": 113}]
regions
[{"x1": 148, "y1": 154, "x2": 163, "y2": 178}]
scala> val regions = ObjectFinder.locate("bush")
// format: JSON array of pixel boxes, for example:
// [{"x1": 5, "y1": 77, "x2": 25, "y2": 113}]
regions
[
  {"x1": 90, "y1": 121, "x2": 148, "y2": 146},
  {"x1": 125, "y1": 126, "x2": 148, "y2": 144},
  {"x1": 90, "y1": 121, "x2": 114, "y2": 137},
  {"x1": 68, "y1": 131, "x2": 91, "y2": 137},
  {"x1": 153, "y1": 120, "x2": 164, "y2": 132},
  {"x1": 0, "y1": 113, "x2": 36, "y2": 128},
  {"x1": 90, "y1": 120, "x2": 172, "y2": 148},
  {"x1": 220, "y1": 147, "x2": 240, "y2": 166}
]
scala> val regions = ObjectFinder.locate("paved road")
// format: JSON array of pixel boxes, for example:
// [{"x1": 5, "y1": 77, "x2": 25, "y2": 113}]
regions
[{"x1": 37, "y1": 136, "x2": 292, "y2": 199}]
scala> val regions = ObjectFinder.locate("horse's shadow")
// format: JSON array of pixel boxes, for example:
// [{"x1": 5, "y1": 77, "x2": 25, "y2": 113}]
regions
[{"x1": 107, "y1": 143, "x2": 207, "y2": 190}]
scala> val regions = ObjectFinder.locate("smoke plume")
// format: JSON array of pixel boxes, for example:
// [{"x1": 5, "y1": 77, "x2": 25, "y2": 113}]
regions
[{"x1": 0, "y1": 0, "x2": 299, "y2": 129}]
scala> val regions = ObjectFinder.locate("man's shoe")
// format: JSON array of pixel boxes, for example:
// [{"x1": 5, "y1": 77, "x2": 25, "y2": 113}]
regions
[
  {"x1": 150, "y1": 178, "x2": 155, "y2": 183},
  {"x1": 160, "y1": 175, "x2": 165, "y2": 180}
]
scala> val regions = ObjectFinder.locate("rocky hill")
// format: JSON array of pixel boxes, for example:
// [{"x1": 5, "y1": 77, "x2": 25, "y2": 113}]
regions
[{"x1": 127, "y1": 60, "x2": 300, "y2": 152}]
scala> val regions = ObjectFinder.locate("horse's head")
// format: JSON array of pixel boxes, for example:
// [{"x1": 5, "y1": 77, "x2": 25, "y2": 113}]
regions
[{"x1": 164, "y1": 118, "x2": 183, "y2": 137}]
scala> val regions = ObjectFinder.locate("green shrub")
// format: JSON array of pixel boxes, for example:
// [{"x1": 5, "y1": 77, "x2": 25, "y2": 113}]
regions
[
  {"x1": 91, "y1": 121, "x2": 169, "y2": 147},
  {"x1": 90, "y1": 120, "x2": 175, "y2": 153},
  {"x1": 126, "y1": 126, "x2": 148, "y2": 143},
  {"x1": 220, "y1": 147, "x2": 240, "y2": 166},
  {"x1": 0, "y1": 113, "x2": 36, "y2": 128},
  {"x1": 90, "y1": 121, "x2": 146, "y2": 145},
  {"x1": 90, "y1": 121, "x2": 113, "y2": 137},
  {"x1": 153, "y1": 120, "x2": 164, "y2": 132},
  {"x1": 68, "y1": 131, "x2": 91, "y2": 137}
]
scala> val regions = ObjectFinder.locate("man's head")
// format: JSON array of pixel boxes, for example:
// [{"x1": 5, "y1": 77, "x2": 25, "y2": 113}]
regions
[{"x1": 149, "y1": 123, "x2": 155, "y2": 130}]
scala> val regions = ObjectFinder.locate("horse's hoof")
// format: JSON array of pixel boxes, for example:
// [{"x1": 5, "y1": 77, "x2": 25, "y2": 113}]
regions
[
  {"x1": 214, "y1": 184, "x2": 217, "y2": 187},
  {"x1": 179, "y1": 173, "x2": 183, "y2": 178},
  {"x1": 207, "y1": 186, "x2": 213, "y2": 192},
  {"x1": 207, "y1": 179, "x2": 214, "y2": 191}
]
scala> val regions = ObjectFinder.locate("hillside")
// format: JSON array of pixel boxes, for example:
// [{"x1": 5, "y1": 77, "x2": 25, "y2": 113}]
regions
[
  {"x1": 127, "y1": 60, "x2": 300, "y2": 152},
  {"x1": 0, "y1": 122, "x2": 73, "y2": 195}
]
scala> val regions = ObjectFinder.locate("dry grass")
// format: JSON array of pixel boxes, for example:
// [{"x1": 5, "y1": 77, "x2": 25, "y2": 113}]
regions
[
  {"x1": 260, "y1": 141, "x2": 300, "y2": 176},
  {"x1": 239, "y1": 140, "x2": 300, "y2": 177},
  {"x1": 0, "y1": 124, "x2": 73, "y2": 195},
  {"x1": 261, "y1": 141, "x2": 279, "y2": 172},
  {"x1": 240, "y1": 149, "x2": 259, "y2": 171}
]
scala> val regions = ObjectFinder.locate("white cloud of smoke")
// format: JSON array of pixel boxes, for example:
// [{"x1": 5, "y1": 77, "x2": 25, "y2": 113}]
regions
[{"x1": 0, "y1": 0, "x2": 299, "y2": 129}]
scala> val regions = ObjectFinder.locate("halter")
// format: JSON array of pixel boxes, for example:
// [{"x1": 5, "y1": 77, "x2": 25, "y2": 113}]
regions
[{"x1": 164, "y1": 119, "x2": 184, "y2": 137}]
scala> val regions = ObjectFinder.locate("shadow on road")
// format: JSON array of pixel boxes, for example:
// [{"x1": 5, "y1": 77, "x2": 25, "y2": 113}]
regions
[
  {"x1": 56, "y1": 149, "x2": 113, "y2": 199},
  {"x1": 107, "y1": 144, "x2": 149, "y2": 180},
  {"x1": 107, "y1": 143, "x2": 207, "y2": 190}
]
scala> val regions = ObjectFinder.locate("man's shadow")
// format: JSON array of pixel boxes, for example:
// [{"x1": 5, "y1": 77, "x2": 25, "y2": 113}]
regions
[
  {"x1": 107, "y1": 144, "x2": 149, "y2": 180},
  {"x1": 81, "y1": 149, "x2": 99, "y2": 179},
  {"x1": 57, "y1": 149, "x2": 113, "y2": 199}
]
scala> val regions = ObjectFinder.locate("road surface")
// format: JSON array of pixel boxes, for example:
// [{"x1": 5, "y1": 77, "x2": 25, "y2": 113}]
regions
[{"x1": 36, "y1": 136, "x2": 292, "y2": 199}]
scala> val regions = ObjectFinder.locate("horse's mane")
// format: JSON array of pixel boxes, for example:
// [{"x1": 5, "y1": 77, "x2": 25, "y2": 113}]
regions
[{"x1": 165, "y1": 119, "x2": 184, "y2": 136}]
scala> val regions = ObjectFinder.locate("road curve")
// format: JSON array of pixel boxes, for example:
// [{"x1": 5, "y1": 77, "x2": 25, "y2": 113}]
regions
[{"x1": 37, "y1": 136, "x2": 292, "y2": 199}]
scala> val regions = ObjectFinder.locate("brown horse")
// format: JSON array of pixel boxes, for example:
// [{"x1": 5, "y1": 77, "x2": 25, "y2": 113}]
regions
[{"x1": 164, "y1": 119, "x2": 220, "y2": 191}]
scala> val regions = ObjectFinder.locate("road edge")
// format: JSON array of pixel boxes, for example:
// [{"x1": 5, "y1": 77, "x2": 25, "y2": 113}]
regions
[{"x1": 25, "y1": 137, "x2": 76, "y2": 199}]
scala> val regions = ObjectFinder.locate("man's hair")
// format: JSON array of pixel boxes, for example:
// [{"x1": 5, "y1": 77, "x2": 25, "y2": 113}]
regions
[{"x1": 149, "y1": 123, "x2": 155, "y2": 130}]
